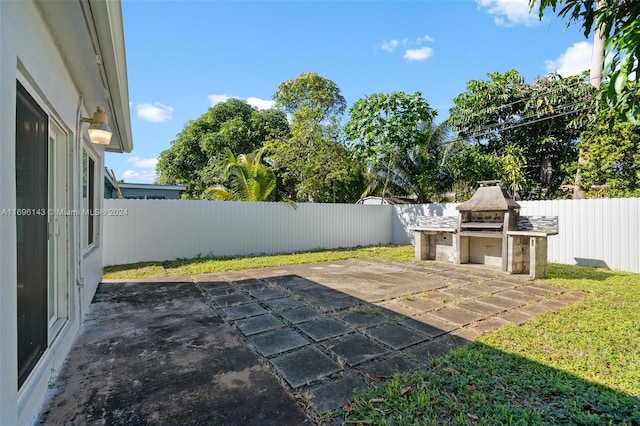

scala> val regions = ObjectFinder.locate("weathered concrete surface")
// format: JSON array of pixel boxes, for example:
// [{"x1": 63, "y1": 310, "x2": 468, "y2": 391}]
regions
[
  {"x1": 37, "y1": 259, "x2": 584, "y2": 425},
  {"x1": 37, "y1": 281, "x2": 310, "y2": 425}
]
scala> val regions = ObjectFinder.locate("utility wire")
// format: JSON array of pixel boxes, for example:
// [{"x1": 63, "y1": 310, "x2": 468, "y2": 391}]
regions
[
  {"x1": 443, "y1": 101, "x2": 590, "y2": 147},
  {"x1": 452, "y1": 76, "x2": 594, "y2": 123}
]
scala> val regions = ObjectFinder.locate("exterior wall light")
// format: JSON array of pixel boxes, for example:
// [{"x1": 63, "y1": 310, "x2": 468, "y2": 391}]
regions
[{"x1": 82, "y1": 106, "x2": 113, "y2": 145}]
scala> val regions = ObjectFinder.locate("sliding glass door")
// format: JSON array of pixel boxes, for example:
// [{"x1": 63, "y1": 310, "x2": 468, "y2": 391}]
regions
[{"x1": 16, "y1": 81, "x2": 49, "y2": 388}]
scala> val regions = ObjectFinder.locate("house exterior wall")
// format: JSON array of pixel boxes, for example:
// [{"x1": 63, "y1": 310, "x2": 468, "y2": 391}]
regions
[{"x1": 0, "y1": 2, "x2": 111, "y2": 424}]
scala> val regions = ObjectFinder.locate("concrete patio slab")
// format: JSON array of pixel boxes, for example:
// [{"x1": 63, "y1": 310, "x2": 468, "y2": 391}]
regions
[
  {"x1": 408, "y1": 314, "x2": 459, "y2": 334},
  {"x1": 309, "y1": 374, "x2": 367, "y2": 416},
  {"x1": 280, "y1": 306, "x2": 324, "y2": 324},
  {"x1": 367, "y1": 323, "x2": 429, "y2": 350},
  {"x1": 324, "y1": 334, "x2": 388, "y2": 367},
  {"x1": 362, "y1": 355, "x2": 420, "y2": 377},
  {"x1": 212, "y1": 292, "x2": 253, "y2": 306},
  {"x1": 458, "y1": 300, "x2": 508, "y2": 316},
  {"x1": 297, "y1": 317, "x2": 352, "y2": 342},
  {"x1": 199, "y1": 282, "x2": 235, "y2": 296},
  {"x1": 337, "y1": 309, "x2": 387, "y2": 329},
  {"x1": 405, "y1": 340, "x2": 451, "y2": 366},
  {"x1": 221, "y1": 302, "x2": 269, "y2": 320},
  {"x1": 398, "y1": 296, "x2": 446, "y2": 312},
  {"x1": 428, "y1": 305, "x2": 486, "y2": 326},
  {"x1": 270, "y1": 346, "x2": 342, "y2": 389},
  {"x1": 481, "y1": 294, "x2": 526, "y2": 309},
  {"x1": 235, "y1": 314, "x2": 283, "y2": 335},
  {"x1": 249, "y1": 287, "x2": 289, "y2": 301},
  {"x1": 400, "y1": 317, "x2": 452, "y2": 337},
  {"x1": 248, "y1": 328, "x2": 309, "y2": 357},
  {"x1": 37, "y1": 258, "x2": 585, "y2": 425},
  {"x1": 264, "y1": 296, "x2": 306, "y2": 311}
]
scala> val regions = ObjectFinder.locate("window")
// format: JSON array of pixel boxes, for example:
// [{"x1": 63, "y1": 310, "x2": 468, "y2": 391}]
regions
[{"x1": 82, "y1": 149, "x2": 96, "y2": 246}]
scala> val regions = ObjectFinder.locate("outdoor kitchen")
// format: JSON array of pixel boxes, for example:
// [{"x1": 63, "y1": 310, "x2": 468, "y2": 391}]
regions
[{"x1": 410, "y1": 183, "x2": 558, "y2": 278}]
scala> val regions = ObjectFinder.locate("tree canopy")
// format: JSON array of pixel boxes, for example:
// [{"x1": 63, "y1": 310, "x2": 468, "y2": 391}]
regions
[
  {"x1": 448, "y1": 70, "x2": 593, "y2": 197},
  {"x1": 267, "y1": 72, "x2": 362, "y2": 202},
  {"x1": 345, "y1": 92, "x2": 437, "y2": 200},
  {"x1": 154, "y1": 65, "x2": 639, "y2": 204},
  {"x1": 532, "y1": 0, "x2": 640, "y2": 124},
  {"x1": 156, "y1": 99, "x2": 288, "y2": 198},
  {"x1": 578, "y1": 118, "x2": 640, "y2": 197}
]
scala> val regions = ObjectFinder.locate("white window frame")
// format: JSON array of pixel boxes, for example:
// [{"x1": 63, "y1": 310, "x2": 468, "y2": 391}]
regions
[{"x1": 82, "y1": 145, "x2": 98, "y2": 249}]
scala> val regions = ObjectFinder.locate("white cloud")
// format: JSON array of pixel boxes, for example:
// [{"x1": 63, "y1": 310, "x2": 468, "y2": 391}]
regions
[
  {"x1": 247, "y1": 97, "x2": 276, "y2": 110},
  {"x1": 208, "y1": 94, "x2": 275, "y2": 109},
  {"x1": 476, "y1": 0, "x2": 540, "y2": 27},
  {"x1": 381, "y1": 36, "x2": 434, "y2": 62},
  {"x1": 122, "y1": 169, "x2": 156, "y2": 183},
  {"x1": 381, "y1": 39, "x2": 399, "y2": 52},
  {"x1": 545, "y1": 41, "x2": 593, "y2": 77},
  {"x1": 208, "y1": 94, "x2": 232, "y2": 106},
  {"x1": 136, "y1": 103, "x2": 173, "y2": 122},
  {"x1": 126, "y1": 156, "x2": 158, "y2": 169},
  {"x1": 404, "y1": 47, "x2": 434, "y2": 62}
]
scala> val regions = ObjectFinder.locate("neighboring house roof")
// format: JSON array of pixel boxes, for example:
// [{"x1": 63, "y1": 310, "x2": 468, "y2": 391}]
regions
[
  {"x1": 37, "y1": 0, "x2": 132, "y2": 153},
  {"x1": 119, "y1": 183, "x2": 187, "y2": 191},
  {"x1": 356, "y1": 196, "x2": 419, "y2": 205},
  {"x1": 104, "y1": 170, "x2": 185, "y2": 199}
]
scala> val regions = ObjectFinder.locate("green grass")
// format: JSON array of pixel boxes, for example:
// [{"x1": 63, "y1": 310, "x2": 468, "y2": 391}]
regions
[
  {"x1": 102, "y1": 245, "x2": 414, "y2": 280},
  {"x1": 344, "y1": 264, "x2": 640, "y2": 425}
]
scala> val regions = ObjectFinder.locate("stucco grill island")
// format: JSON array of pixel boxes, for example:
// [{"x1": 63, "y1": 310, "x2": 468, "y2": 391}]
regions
[{"x1": 409, "y1": 183, "x2": 558, "y2": 278}]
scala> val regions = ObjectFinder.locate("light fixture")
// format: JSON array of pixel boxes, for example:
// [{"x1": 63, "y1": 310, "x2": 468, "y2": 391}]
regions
[{"x1": 82, "y1": 106, "x2": 113, "y2": 145}]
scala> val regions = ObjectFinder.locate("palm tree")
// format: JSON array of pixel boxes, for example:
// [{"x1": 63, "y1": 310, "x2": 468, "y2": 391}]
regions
[
  {"x1": 205, "y1": 148, "x2": 276, "y2": 202},
  {"x1": 385, "y1": 122, "x2": 454, "y2": 203}
]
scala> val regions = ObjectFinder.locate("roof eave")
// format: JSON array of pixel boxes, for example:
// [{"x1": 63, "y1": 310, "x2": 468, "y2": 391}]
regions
[{"x1": 36, "y1": 0, "x2": 132, "y2": 153}]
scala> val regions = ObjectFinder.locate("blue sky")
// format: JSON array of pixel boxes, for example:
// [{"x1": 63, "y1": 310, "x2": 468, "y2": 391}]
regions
[{"x1": 108, "y1": 0, "x2": 595, "y2": 183}]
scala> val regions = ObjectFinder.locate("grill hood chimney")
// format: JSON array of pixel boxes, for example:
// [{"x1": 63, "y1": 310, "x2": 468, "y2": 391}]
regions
[{"x1": 456, "y1": 186, "x2": 520, "y2": 212}]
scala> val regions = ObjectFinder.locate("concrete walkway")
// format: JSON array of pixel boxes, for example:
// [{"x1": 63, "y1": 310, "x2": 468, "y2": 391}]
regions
[{"x1": 37, "y1": 259, "x2": 583, "y2": 425}]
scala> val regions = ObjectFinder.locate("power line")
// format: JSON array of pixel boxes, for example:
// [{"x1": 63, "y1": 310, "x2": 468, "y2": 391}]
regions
[
  {"x1": 451, "y1": 75, "x2": 595, "y2": 123},
  {"x1": 443, "y1": 101, "x2": 590, "y2": 147}
]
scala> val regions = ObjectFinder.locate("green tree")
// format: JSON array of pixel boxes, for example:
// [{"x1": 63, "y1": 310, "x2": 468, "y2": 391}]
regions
[
  {"x1": 447, "y1": 142, "x2": 504, "y2": 201},
  {"x1": 205, "y1": 148, "x2": 277, "y2": 201},
  {"x1": 156, "y1": 99, "x2": 289, "y2": 198},
  {"x1": 273, "y1": 71, "x2": 346, "y2": 121},
  {"x1": 579, "y1": 120, "x2": 640, "y2": 197},
  {"x1": 269, "y1": 72, "x2": 359, "y2": 202},
  {"x1": 448, "y1": 70, "x2": 593, "y2": 198},
  {"x1": 499, "y1": 143, "x2": 528, "y2": 199},
  {"x1": 532, "y1": 0, "x2": 640, "y2": 123},
  {"x1": 380, "y1": 122, "x2": 453, "y2": 203},
  {"x1": 344, "y1": 92, "x2": 437, "y2": 200}
]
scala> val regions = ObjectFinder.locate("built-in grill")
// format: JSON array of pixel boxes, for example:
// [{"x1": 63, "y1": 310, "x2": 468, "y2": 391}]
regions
[
  {"x1": 455, "y1": 185, "x2": 520, "y2": 271},
  {"x1": 409, "y1": 183, "x2": 558, "y2": 278}
]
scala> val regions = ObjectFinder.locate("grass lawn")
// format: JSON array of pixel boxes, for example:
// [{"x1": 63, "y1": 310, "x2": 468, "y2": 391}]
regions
[
  {"x1": 344, "y1": 264, "x2": 640, "y2": 425},
  {"x1": 102, "y1": 245, "x2": 415, "y2": 280},
  {"x1": 104, "y1": 246, "x2": 639, "y2": 424}
]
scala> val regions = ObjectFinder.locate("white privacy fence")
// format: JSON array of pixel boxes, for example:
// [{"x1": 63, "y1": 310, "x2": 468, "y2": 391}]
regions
[
  {"x1": 103, "y1": 198, "x2": 640, "y2": 273},
  {"x1": 102, "y1": 200, "x2": 392, "y2": 266}
]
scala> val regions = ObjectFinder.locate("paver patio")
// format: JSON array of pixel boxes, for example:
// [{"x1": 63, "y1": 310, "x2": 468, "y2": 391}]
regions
[{"x1": 37, "y1": 259, "x2": 583, "y2": 425}]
